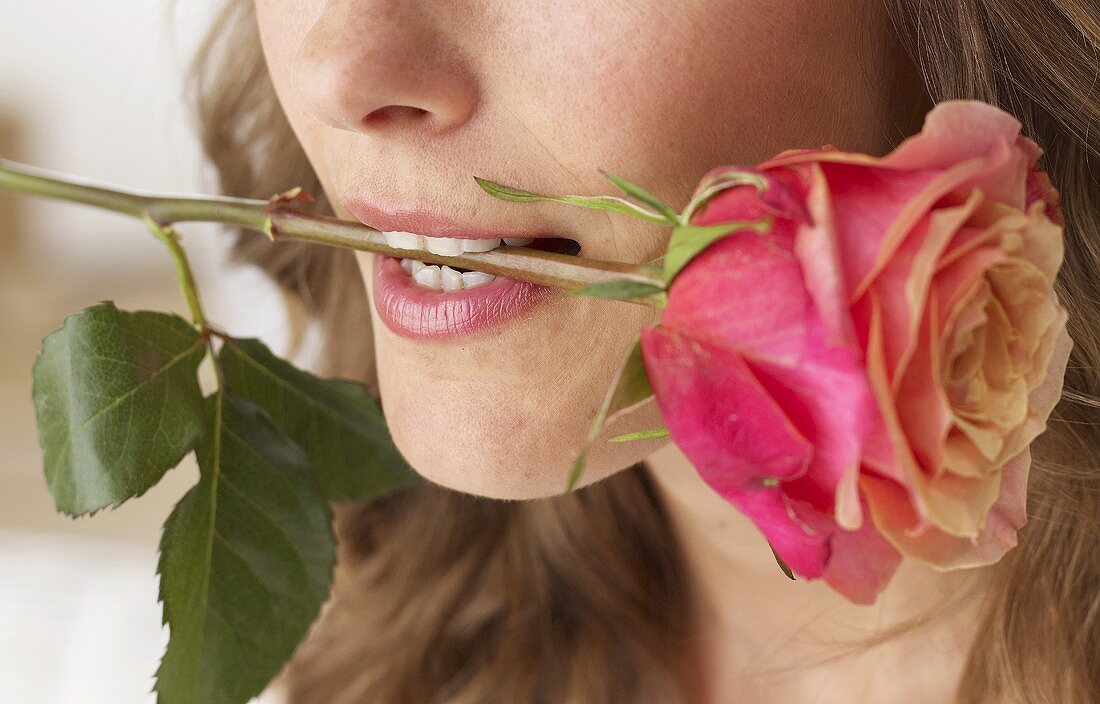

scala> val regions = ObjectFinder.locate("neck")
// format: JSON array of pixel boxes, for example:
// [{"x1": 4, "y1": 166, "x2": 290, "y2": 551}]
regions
[{"x1": 644, "y1": 442, "x2": 988, "y2": 704}]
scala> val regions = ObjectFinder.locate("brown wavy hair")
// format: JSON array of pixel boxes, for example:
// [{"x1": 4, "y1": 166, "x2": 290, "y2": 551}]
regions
[{"x1": 187, "y1": 1, "x2": 1100, "y2": 701}]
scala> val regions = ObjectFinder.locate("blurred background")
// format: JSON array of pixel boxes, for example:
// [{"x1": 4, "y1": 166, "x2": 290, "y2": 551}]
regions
[{"x1": 0, "y1": 3, "x2": 318, "y2": 701}]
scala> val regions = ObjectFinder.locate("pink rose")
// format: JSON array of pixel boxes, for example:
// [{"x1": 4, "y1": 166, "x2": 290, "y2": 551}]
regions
[{"x1": 640, "y1": 101, "x2": 1073, "y2": 603}]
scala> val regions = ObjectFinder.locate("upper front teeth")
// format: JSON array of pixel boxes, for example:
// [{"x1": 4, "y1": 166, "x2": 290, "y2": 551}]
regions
[
  {"x1": 382, "y1": 230, "x2": 522, "y2": 255},
  {"x1": 383, "y1": 231, "x2": 530, "y2": 292},
  {"x1": 383, "y1": 231, "x2": 422, "y2": 249}
]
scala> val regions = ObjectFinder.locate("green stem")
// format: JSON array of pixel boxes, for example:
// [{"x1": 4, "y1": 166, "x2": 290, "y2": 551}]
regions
[
  {"x1": 140, "y1": 215, "x2": 226, "y2": 389},
  {"x1": 142, "y1": 217, "x2": 207, "y2": 327},
  {"x1": 0, "y1": 159, "x2": 666, "y2": 302}
]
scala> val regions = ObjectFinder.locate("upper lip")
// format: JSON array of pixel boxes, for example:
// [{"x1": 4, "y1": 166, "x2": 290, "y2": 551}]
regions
[{"x1": 343, "y1": 196, "x2": 556, "y2": 240}]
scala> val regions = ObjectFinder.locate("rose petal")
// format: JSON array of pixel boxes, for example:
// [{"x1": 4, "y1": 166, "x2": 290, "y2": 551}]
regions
[
  {"x1": 760, "y1": 102, "x2": 1033, "y2": 302},
  {"x1": 1014, "y1": 201, "x2": 1066, "y2": 284},
  {"x1": 865, "y1": 300, "x2": 1072, "y2": 565},
  {"x1": 689, "y1": 167, "x2": 810, "y2": 225},
  {"x1": 640, "y1": 327, "x2": 813, "y2": 488},
  {"x1": 800, "y1": 163, "x2": 951, "y2": 301},
  {"x1": 662, "y1": 223, "x2": 811, "y2": 364},
  {"x1": 793, "y1": 495, "x2": 902, "y2": 604},
  {"x1": 895, "y1": 287, "x2": 953, "y2": 484},
  {"x1": 859, "y1": 290, "x2": 930, "y2": 517},
  {"x1": 862, "y1": 450, "x2": 1028, "y2": 569},
  {"x1": 764, "y1": 101, "x2": 1027, "y2": 182},
  {"x1": 743, "y1": 346, "x2": 874, "y2": 531},
  {"x1": 1030, "y1": 303, "x2": 1073, "y2": 421},
  {"x1": 640, "y1": 327, "x2": 832, "y2": 577},
  {"x1": 1025, "y1": 163, "x2": 1064, "y2": 226},
  {"x1": 858, "y1": 191, "x2": 984, "y2": 390},
  {"x1": 793, "y1": 162, "x2": 861, "y2": 349},
  {"x1": 888, "y1": 279, "x2": 1008, "y2": 535},
  {"x1": 663, "y1": 217, "x2": 877, "y2": 529},
  {"x1": 1002, "y1": 305, "x2": 1073, "y2": 457}
]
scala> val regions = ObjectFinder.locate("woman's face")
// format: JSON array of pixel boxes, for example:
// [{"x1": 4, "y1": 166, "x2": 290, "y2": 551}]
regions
[{"x1": 254, "y1": 0, "x2": 899, "y2": 499}]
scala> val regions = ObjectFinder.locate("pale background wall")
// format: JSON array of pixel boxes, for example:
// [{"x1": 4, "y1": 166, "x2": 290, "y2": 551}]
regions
[{"x1": 0, "y1": 2, "x2": 316, "y2": 702}]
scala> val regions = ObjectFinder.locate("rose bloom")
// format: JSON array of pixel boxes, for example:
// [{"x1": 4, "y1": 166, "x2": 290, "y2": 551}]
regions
[{"x1": 641, "y1": 101, "x2": 1074, "y2": 603}]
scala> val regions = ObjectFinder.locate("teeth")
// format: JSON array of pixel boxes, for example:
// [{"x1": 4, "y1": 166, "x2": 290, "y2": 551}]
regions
[
  {"x1": 440, "y1": 265, "x2": 464, "y2": 292},
  {"x1": 423, "y1": 236, "x2": 465, "y2": 256},
  {"x1": 383, "y1": 228, "x2": 530, "y2": 292},
  {"x1": 381, "y1": 231, "x2": 534, "y2": 255},
  {"x1": 383, "y1": 231, "x2": 422, "y2": 250},
  {"x1": 401, "y1": 259, "x2": 426, "y2": 276},
  {"x1": 412, "y1": 265, "x2": 441, "y2": 289},
  {"x1": 399, "y1": 258, "x2": 498, "y2": 291},
  {"x1": 462, "y1": 271, "x2": 496, "y2": 288}
]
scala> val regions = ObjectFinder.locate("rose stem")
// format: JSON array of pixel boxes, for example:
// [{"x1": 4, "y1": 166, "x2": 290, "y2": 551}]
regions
[{"x1": 0, "y1": 159, "x2": 665, "y2": 302}]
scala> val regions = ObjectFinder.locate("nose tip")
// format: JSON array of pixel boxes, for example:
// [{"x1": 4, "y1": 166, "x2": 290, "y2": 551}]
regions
[{"x1": 290, "y1": 5, "x2": 478, "y2": 136}]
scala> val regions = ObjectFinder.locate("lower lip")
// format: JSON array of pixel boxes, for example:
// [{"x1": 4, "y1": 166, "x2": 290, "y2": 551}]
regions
[{"x1": 371, "y1": 254, "x2": 559, "y2": 340}]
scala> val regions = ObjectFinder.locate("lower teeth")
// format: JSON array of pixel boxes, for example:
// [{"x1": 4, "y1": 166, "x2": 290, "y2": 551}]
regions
[{"x1": 400, "y1": 259, "x2": 496, "y2": 291}]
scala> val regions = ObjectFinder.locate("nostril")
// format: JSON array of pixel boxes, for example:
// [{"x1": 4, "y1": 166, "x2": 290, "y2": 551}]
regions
[{"x1": 362, "y1": 105, "x2": 431, "y2": 127}]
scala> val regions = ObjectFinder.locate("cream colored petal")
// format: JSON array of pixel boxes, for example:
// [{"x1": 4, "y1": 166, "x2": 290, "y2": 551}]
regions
[
  {"x1": 922, "y1": 459, "x2": 1005, "y2": 536},
  {"x1": 866, "y1": 450, "x2": 1031, "y2": 570},
  {"x1": 942, "y1": 429, "x2": 995, "y2": 478},
  {"x1": 1016, "y1": 200, "x2": 1066, "y2": 283}
]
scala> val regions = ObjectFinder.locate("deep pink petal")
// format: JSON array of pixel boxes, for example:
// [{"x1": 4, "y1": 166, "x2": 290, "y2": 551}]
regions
[
  {"x1": 792, "y1": 162, "x2": 860, "y2": 349},
  {"x1": 793, "y1": 495, "x2": 902, "y2": 604},
  {"x1": 742, "y1": 327, "x2": 875, "y2": 530},
  {"x1": 662, "y1": 225, "x2": 811, "y2": 364},
  {"x1": 640, "y1": 327, "x2": 813, "y2": 486},
  {"x1": 666, "y1": 204, "x2": 878, "y2": 529},
  {"x1": 1025, "y1": 161, "x2": 1064, "y2": 226},
  {"x1": 640, "y1": 327, "x2": 835, "y2": 577}
]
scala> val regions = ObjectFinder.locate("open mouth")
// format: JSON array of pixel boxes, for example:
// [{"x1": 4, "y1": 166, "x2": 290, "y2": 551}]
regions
[
  {"x1": 369, "y1": 227, "x2": 578, "y2": 339},
  {"x1": 381, "y1": 232, "x2": 582, "y2": 292}
]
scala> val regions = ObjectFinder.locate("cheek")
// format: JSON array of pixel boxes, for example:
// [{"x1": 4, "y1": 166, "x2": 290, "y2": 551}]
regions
[
  {"x1": 253, "y1": 1, "x2": 315, "y2": 82},
  {"x1": 253, "y1": 1, "x2": 334, "y2": 175},
  {"x1": 496, "y1": 0, "x2": 887, "y2": 198}
]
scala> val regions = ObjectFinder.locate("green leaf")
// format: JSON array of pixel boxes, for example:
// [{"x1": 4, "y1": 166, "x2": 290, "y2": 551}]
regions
[
  {"x1": 770, "y1": 544, "x2": 796, "y2": 581},
  {"x1": 32, "y1": 301, "x2": 206, "y2": 516},
  {"x1": 662, "y1": 220, "x2": 771, "y2": 285},
  {"x1": 608, "y1": 428, "x2": 669, "y2": 443},
  {"x1": 599, "y1": 170, "x2": 681, "y2": 225},
  {"x1": 155, "y1": 390, "x2": 336, "y2": 704},
  {"x1": 474, "y1": 176, "x2": 671, "y2": 225},
  {"x1": 218, "y1": 336, "x2": 420, "y2": 502},
  {"x1": 567, "y1": 338, "x2": 653, "y2": 491},
  {"x1": 570, "y1": 280, "x2": 666, "y2": 302}
]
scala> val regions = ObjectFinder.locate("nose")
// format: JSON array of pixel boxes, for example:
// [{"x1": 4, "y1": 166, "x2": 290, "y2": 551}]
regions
[{"x1": 291, "y1": 0, "x2": 479, "y2": 135}]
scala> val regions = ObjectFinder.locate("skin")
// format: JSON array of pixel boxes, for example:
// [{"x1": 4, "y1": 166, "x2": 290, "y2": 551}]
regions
[{"x1": 255, "y1": 1, "x2": 978, "y2": 701}]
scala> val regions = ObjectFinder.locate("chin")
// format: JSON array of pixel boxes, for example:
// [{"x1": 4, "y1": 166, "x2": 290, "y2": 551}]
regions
[
  {"x1": 389, "y1": 427, "x2": 577, "y2": 500},
  {"x1": 382, "y1": 395, "x2": 627, "y2": 500}
]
